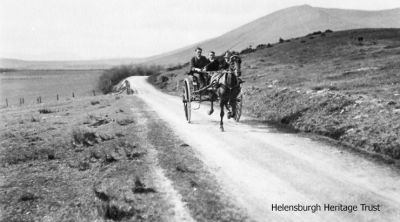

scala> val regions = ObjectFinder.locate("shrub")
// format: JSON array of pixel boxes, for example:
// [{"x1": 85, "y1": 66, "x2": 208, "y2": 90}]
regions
[
  {"x1": 325, "y1": 29, "x2": 333, "y2": 33},
  {"x1": 91, "y1": 100, "x2": 100, "y2": 105},
  {"x1": 166, "y1": 62, "x2": 189, "y2": 71},
  {"x1": 116, "y1": 118, "x2": 135, "y2": 126},
  {"x1": 256, "y1": 44, "x2": 267, "y2": 50},
  {"x1": 160, "y1": 76, "x2": 169, "y2": 82},
  {"x1": 98, "y1": 64, "x2": 161, "y2": 94},
  {"x1": 0, "y1": 68, "x2": 16, "y2": 72},
  {"x1": 31, "y1": 116, "x2": 40, "y2": 122},
  {"x1": 72, "y1": 127, "x2": 98, "y2": 146},
  {"x1": 279, "y1": 38, "x2": 285, "y2": 43},
  {"x1": 306, "y1": 31, "x2": 322, "y2": 36},
  {"x1": 39, "y1": 108, "x2": 55, "y2": 114},
  {"x1": 240, "y1": 47, "x2": 255, "y2": 54}
]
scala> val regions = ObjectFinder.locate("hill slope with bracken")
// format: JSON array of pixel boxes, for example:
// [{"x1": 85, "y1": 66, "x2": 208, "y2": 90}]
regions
[
  {"x1": 149, "y1": 28, "x2": 400, "y2": 161},
  {"x1": 146, "y1": 4, "x2": 400, "y2": 66}
]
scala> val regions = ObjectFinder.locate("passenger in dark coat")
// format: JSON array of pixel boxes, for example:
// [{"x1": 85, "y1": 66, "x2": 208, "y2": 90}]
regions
[
  {"x1": 204, "y1": 51, "x2": 219, "y2": 72},
  {"x1": 188, "y1": 47, "x2": 209, "y2": 88}
]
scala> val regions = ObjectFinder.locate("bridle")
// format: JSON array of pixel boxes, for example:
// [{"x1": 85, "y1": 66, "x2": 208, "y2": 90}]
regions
[{"x1": 228, "y1": 55, "x2": 242, "y2": 77}]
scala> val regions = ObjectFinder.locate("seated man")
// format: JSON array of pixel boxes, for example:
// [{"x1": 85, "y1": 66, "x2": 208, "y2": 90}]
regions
[
  {"x1": 206, "y1": 51, "x2": 232, "y2": 88},
  {"x1": 219, "y1": 51, "x2": 243, "y2": 84},
  {"x1": 204, "y1": 51, "x2": 219, "y2": 72},
  {"x1": 188, "y1": 47, "x2": 209, "y2": 88},
  {"x1": 219, "y1": 51, "x2": 231, "y2": 71},
  {"x1": 203, "y1": 51, "x2": 220, "y2": 86}
]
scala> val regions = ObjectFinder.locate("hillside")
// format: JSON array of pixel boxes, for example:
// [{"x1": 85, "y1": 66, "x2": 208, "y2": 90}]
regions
[
  {"x1": 2, "y1": 5, "x2": 399, "y2": 70},
  {"x1": 149, "y1": 28, "x2": 400, "y2": 161},
  {"x1": 146, "y1": 5, "x2": 400, "y2": 66}
]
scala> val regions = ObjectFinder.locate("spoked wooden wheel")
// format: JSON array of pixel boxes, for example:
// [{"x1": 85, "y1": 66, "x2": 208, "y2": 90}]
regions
[
  {"x1": 182, "y1": 78, "x2": 192, "y2": 123},
  {"x1": 234, "y1": 93, "x2": 243, "y2": 122}
]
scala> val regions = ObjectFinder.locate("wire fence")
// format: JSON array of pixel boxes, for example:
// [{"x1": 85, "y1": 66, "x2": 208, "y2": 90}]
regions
[{"x1": 2, "y1": 90, "x2": 99, "y2": 108}]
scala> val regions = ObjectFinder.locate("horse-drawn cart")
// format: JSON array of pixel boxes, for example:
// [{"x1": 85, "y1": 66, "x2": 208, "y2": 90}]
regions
[{"x1": 182, "y1": 70, "x2": 243, "y2": 126}]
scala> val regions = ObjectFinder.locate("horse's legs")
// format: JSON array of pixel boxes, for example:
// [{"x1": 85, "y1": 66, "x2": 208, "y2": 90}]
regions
[
  {"x1": 208, "y1": 92, "x2": 214, "y2": 115},
  {"x1": 230, "y1": 99, "x2": 237, "y2": 118},
  {"x1": 226, "y1": 101, "x2": 232, "y2": 119},
  {"x1": 220, "y1": 101, "x2": 225, "y2": 131},
  {"x1": 229, "y1": 88, "x2": 240, "y2": 118}
]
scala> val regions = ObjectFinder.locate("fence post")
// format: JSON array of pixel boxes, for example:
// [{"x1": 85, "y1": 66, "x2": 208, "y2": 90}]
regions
[
  {"x1": 57, "y1": 94, "x2": 59, "y2": 101},
  {"x1": 72, "y1": 92, "x2": 75, "y2": 98},
  {"x1": 6, "y1": 98, "x2": 8, "y2": 107}
]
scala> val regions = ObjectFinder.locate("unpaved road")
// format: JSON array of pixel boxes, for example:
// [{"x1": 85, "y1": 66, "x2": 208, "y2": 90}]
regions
[{"x1": 128, "y1": 76, "x2": 400, "y2": 222}]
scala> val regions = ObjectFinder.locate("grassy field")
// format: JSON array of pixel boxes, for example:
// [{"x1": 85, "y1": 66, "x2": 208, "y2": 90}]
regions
[
  {"x1": 149, "y1": 28, "x2": 400, "y2": 161},
  {"x1": 0, "y1": 94, "x2": 249, "y2": 221},
  {"x1": 0, "y1": 69, "x2": 104, "y2": 107}
]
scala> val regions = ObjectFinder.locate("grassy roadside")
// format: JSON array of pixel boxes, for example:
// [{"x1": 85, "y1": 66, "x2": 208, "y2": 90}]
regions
[
  {"x1": 148, "y1": 28, "x2": 400, "y2": 162},
  {"x1": 0, "y1": 95, "x2": 169, "y2": 221},
  {"x1": 0, "y1": 94, "x2": 251, "y2": 221}
]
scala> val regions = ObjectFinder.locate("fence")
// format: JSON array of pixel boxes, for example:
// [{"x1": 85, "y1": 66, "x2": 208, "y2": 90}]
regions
[{"x1": 3, "y1": 90, "x2": 98, "y2": 108}]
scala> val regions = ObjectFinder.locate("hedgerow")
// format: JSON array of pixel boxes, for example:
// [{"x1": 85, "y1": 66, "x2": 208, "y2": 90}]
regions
[{"x1": 98, "y1": 64, "x2": 161, "y2": 93}]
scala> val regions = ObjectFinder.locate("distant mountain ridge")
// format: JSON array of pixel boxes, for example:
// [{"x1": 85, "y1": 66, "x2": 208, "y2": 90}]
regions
[
  {"x1": 145, "y1": 4, "x2": 400, "y2": 65},
  {"x1": 1, "y1": 5, "x2": 399, "y2": 69},
  {"x1": 0, "y1": 57, "x2": 143, "y2": 70}
]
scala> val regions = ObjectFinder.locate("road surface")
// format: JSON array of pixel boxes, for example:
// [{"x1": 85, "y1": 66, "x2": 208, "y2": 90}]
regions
[{"x1": 127, "y1": 76, "x2": 400, "y2": 222}]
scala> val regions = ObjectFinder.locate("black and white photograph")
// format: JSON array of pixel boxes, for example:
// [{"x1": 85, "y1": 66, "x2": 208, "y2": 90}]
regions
[{"x1": 1, "y1": 0, "x2": 400, "y2": 221}]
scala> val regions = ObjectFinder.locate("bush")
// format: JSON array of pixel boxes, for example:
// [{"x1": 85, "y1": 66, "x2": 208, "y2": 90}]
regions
[
  {"x1": 240, "y1": 46, "x2": 256, "y2": 54},
  {"x1": 39, "y1": 108, "x2": 55, "y2": 114},
  {"x1": 91, "y1": 100, "x2": 100, "y2": 105},
  {"x1": 256, "y1": 44, "x2": 267, "y2": 50},
  {"x1": 98, "y1": 64, "x2": 161, "y2": 94},
  {"x1": 160, "y1": 76, "x2": 169, "y2": 83},
  {"x1": 325, "y1": 29, "x2": 333, "y2": 33},
  {"x1": 166, "y1": 62, "x2": 189, "y2": 71},
  {"x1": 0, "y1": 68, "x2": 16, "y2": 72},
  {"x1": 306, "y1": 31, "x2": 322, "y2": 36},
  {"x1": 279, "y1": 38, "x2": 285, "y2": 43},
  {"x1": 72, "y1": 127, "x2": 98, "y2": 146}
]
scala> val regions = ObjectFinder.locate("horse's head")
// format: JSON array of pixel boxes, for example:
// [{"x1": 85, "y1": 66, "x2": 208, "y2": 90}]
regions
[{"x1": 229, "y1": 55, "x2": 242, "y2": 77}]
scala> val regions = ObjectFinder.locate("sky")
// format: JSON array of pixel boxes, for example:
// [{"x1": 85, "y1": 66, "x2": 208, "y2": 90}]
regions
[{"x1": 0, "y1": 0, "x2": 399, "y2": 60}]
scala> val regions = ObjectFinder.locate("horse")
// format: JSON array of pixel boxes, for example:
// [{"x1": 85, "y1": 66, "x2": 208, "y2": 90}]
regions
[{"x1": 208, "y1": 55, "x2": 242, "y2": 131}]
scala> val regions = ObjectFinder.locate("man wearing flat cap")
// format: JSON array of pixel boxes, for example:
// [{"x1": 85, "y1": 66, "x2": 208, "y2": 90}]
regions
[{"x1": 219, "y1": 51, "x2": 232, "y2": 70}]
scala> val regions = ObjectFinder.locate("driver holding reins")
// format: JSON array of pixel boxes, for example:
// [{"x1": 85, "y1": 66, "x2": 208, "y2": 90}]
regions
[{"x1": 220, "y1": 51, "x2": 243, "y2": 83}]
